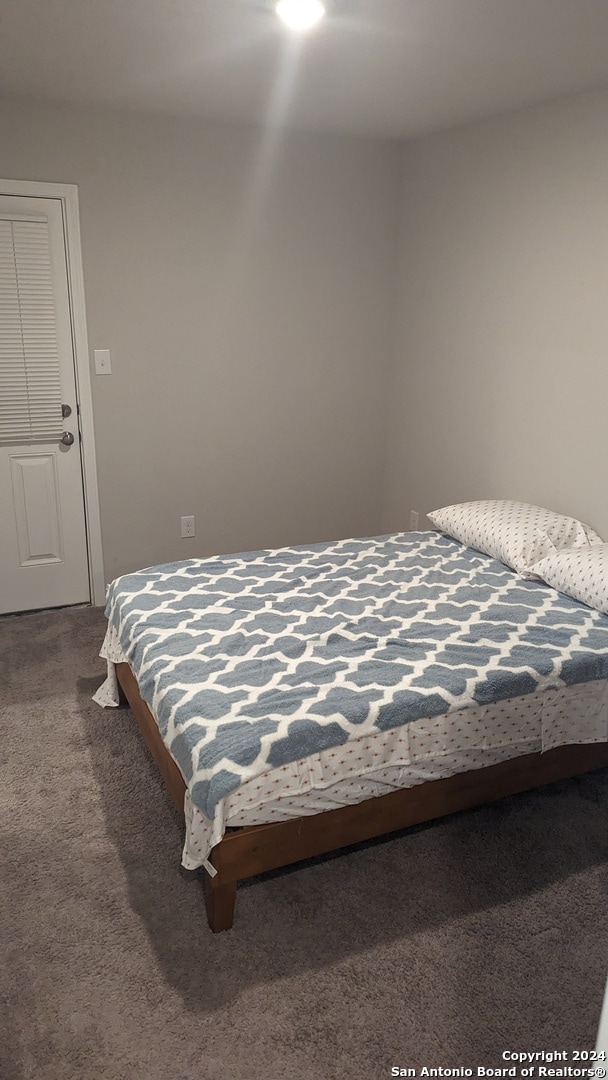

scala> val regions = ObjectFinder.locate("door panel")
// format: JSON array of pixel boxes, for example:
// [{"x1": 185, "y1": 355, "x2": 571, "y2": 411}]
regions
[
  {"x1": 10, "y1": 452, "x2": 63, "y2": 564},
  {"x1": 0, "y1": 194, "x2": 90, "y2": 614}
]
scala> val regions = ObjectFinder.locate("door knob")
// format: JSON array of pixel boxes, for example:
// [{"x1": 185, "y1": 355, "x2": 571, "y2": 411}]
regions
[{"x1": 60, "y1": 431, "x2": 75, "y2": 446}]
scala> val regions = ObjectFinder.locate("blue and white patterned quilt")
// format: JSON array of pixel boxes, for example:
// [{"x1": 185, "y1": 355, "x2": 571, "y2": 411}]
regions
[{"x1": 103, "y1": 532, "x2": 608, "y2": 822}]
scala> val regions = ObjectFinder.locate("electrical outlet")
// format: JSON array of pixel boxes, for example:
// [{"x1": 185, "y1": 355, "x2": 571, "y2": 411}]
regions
[
  {"x1": 409, "y1": 510, "x2": 419, "y2": 530},
  {"x1": 180, "y1": 515, "x2": 195, "y2": 538}
]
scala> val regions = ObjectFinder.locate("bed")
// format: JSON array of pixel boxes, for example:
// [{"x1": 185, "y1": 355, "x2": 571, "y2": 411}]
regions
[{"x1": 94, "y1": 502, "x2": 608, "y2": 931}]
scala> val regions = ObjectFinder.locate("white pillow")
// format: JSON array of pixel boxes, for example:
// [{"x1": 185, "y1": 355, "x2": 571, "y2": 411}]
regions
[
  {"x1": 427, "y1": 500, "x2": 603, "y2": 576},
  {"x1": 530, "y1": 544, "x2": 608, "y2": 615}
]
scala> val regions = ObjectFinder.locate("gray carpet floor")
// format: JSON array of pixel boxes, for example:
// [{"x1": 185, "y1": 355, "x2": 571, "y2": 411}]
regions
[{"x1": 1, "y1": 605, "x2": 608, "y2": 1080}]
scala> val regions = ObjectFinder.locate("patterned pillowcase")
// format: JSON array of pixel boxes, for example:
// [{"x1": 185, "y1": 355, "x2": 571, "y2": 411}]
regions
[
  {"x1": 427, "y1": 500, "x2": 603, "y2": 576},
  {"x1": 530, "y1": 544, "x2": 608, "y2": 615}
]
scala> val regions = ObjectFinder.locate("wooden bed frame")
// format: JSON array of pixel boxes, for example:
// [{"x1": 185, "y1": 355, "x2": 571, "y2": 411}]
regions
[{"x1": 116, "y1": 661, "x2": 608, "y2": 932}]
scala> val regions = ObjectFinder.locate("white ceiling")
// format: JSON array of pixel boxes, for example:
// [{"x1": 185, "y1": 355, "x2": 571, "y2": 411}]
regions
[{"x1": 2, "y1": 0, "x2": 608, "y2": 139}]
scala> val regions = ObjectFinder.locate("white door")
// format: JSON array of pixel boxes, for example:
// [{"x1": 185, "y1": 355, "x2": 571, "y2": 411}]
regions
[{"x1": 0, "y1": 194, "x2": 90, "y2": 614}]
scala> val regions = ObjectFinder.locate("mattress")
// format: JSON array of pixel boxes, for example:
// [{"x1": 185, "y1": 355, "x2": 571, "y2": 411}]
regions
[
  {"x1": 94, "y1": 531, "x2": 608, "y2": 871},
  {"x1": 181, "y1": 678, "x2": 608, "y2": 868}
]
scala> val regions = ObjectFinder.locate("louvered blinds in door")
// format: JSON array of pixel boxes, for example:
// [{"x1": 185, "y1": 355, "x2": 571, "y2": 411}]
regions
[{"x1": 0, "y1": 215, "x2": 64, "y2": 444}]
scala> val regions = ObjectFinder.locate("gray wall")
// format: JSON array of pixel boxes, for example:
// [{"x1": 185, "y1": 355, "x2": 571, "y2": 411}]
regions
[
  {"x1": 3, "y1": 86, "x2": 608, "y2": 586},
  {"x1": 383, "y1": 87, "x2": 608, "y2": 541},
  {"x1": 0, "y1": 99, "x2": 400, "y2": 579}
]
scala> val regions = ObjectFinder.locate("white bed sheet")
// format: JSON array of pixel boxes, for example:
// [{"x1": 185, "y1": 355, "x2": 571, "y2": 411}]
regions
[{"x1": 93, "y1": 624, "x2": 608, "y2": 871}]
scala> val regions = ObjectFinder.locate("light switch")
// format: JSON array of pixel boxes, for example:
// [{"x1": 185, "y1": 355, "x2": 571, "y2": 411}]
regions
[{"x1": 94, "y1": 349, "x2": 112, "y2": 375}]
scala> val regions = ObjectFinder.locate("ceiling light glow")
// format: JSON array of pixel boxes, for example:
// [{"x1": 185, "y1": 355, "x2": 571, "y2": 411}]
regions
[{"x1": 275, "y1": 0, "x2": 327, "y2": 32}]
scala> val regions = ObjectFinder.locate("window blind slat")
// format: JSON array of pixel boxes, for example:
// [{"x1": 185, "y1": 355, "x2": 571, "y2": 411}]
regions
[{"x1": 0, "y1": 217, "x2": 64, "y2": 445}]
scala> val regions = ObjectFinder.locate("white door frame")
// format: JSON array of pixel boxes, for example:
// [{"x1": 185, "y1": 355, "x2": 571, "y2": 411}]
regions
[{"x1": 0, "y1": 177, "x2": 105, "y2": 606}]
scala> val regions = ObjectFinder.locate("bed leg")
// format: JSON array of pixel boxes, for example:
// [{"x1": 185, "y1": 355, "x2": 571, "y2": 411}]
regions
[{"x1": 203, "y1": 874, "x2": 237, "y2": 933}]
